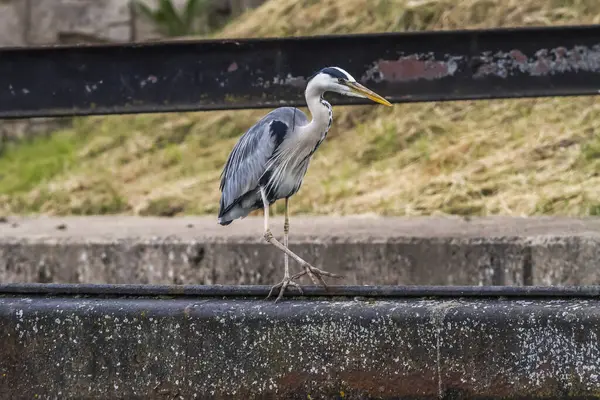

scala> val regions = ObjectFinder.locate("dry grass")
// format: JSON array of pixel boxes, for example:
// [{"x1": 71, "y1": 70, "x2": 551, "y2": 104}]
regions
[
  {"x1": 220, "y1": 0, "x2": 600, "y2": 38},
  {"x1": 2, "y1": 0, "x2": 600, "y2": 217}
]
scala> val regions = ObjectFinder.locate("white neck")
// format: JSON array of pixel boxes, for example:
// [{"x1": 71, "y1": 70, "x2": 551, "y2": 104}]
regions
[{"x1": 298, "y1": 81, "x2": 332, "y2": 142}]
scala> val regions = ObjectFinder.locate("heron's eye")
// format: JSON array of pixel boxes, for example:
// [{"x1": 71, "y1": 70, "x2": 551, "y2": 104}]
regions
[{"x1": 337, "y1": 78, "x2": 344, "y2": 84}]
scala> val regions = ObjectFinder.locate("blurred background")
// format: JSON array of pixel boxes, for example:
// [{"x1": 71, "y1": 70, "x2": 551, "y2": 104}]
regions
[{"x1": 1, "y1": 0, "x2": 600, "y2": 219}]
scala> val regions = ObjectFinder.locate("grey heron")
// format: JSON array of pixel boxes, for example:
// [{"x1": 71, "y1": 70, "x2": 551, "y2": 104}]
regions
[{"x1": 218, "y1": 66, "x2": 392, "y2": 301}]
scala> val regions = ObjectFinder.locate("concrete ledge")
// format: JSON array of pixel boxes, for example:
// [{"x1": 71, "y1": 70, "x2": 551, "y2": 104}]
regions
[
  {"x1": 2, "y1": 216, "x2": 600, "y2": 286},
  {"x1": 1, "y1": 286, "x2": 600, "y2": 399}
]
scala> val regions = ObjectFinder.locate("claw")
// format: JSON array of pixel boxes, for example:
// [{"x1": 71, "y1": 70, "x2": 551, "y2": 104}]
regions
[
  {"x1": 311, "y1": 268, "x2": 342, "y2": 278},
  {"x1": 301, "y1": 264, "x2": 343, "y2": 289},
  {"x1": 266, "y1": 265, "x2": 343, "y2": 302},
  {"x1": 266, "y1": 276, "x2": 304, "y2": 302}
]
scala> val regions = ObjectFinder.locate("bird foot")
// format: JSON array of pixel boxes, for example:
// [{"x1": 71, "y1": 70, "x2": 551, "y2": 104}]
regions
[
  {"x1": 266, "y1": 275, "x2": 304, "y2": 303},
  {"x1": 291, "y1": 264, "x2": 343, "y2": 289},
  {"x1": 266, "y1": 265, "x2": 343, "y2": 302}
]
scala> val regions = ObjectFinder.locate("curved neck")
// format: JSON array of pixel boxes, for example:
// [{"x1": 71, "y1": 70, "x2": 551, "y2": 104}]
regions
[{"x1": 300, "y1": 82, "x2": 332, "y2": 140}]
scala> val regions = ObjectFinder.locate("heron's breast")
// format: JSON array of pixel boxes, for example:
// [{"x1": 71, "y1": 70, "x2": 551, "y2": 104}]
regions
[{"x1": 265, "y1": 152, "x2": 310, "y2": 198}]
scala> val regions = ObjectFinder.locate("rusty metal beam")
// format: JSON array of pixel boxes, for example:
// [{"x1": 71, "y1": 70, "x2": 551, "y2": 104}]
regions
[
  {"x1": 1, "y1": 24, "x2": 600, "y2": 118},
  {"x1": 1, "y1": 284, "x2": 600, "y2": 399}
]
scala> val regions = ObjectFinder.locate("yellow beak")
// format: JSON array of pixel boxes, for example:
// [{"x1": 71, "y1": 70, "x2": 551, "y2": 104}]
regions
[{"x1": 346, "y1": 81, "x2": 392, "y2": 107}]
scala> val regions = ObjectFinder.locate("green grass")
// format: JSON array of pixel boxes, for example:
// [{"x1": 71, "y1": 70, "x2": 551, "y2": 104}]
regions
[{"x1": 0, "y1": 130, "x2": 81, "y2": 193}]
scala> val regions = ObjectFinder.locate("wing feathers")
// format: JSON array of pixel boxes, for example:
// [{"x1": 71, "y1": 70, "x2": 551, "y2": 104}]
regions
[{"x1": 218, "y1": 108, "x2": 307, "y2": 219}]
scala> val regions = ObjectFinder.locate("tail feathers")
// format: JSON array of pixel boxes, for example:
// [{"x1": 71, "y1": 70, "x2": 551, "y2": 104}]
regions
[
  {"x1": 217, "y1": 208, "x2": 235, "y2": 225},
  {"x1": 219, "y1": 189, "x2": 261, "y2": 226},
  {"x1": 218, "y1": 202, "x2": 252, "y2": 226}
]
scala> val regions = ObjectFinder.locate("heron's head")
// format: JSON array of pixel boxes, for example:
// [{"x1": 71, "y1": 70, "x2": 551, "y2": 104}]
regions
[{"x1": 307, "y1": 66, "x2": 392, "y2": 107}]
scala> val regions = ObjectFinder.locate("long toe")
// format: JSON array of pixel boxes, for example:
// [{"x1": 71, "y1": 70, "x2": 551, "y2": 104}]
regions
[
  {"x1": 305, "y1": 265, "x2": 328, "y2": 288},
  {"x1": 309, "y1": 266, "x2": 343, "y2": 279},
  {"x1": 266, "y1": 277, "x2": 304, "y2": 302},
  {"x1": 275, "y1": 280, "x2": 305, "y2": 302},
  {"x1": 266, "y1": 282, "x2": 283, "y2": 300},
  {"x1": 303, "y1": 265, "x2": 344, "y2": 289}
]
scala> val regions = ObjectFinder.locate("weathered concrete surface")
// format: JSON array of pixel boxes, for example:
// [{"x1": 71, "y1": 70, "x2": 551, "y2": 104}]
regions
[
  {"x1": 1, "y1": 294, "x2": 600, "y2": 399},
  {"x1": 0, "y1": 0, "x2": 269, "y2": 47},
  {"x1": 0, "y1": 0, "x2": 26, "y2": 47},
  {"x1": 1, "y1": 216, "x2": 600, "y2": 286},
  {"x1": 28, "y1": 0, "x2": 131, "y2": 45}
]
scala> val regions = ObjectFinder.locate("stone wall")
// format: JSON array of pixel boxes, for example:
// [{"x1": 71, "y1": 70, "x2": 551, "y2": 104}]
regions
[{"x1": 0, "y1": 0, "x2": 263, "y2": 47}]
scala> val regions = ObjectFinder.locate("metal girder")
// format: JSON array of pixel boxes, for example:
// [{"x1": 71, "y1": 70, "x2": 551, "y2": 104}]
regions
[
  {"x1": 1, "y1": 284, "x2": 600, "y2": 399},
  {"x1": 1, "y1": 25, "x2": 600, "y2": 118}
]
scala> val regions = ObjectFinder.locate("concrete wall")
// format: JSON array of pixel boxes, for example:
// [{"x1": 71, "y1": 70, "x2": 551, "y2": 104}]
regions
[{"x1": 2, "y1": 216, "x2": 600, "y2": 286}]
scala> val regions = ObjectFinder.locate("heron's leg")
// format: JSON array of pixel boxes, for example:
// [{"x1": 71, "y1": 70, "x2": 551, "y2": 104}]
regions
[
  {"x1": 283, "y1": 198, "x2": 342, "y2": 286},
  {"x1": 263, "y1": 194, "x2": 303, "y2": 301},
  {"x1": 283, "y1": 197, "x2": 290, "y2": 276},
  {"x1": 261, "y1": 188, "x2": 341, "y2": 301}
]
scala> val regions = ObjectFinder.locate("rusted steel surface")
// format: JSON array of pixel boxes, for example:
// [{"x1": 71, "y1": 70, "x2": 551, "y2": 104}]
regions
[
  {"x1": 1, "y1": 24, "x2": 600, "y2": 118},
  {"x1": 1, "y1": 286, "x2": 600, "y2": 399}
]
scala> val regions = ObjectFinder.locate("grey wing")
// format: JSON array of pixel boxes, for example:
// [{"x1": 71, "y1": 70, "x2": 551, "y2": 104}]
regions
[{"x1": 218, "y1": 107, "x2": 307, "y2": 218}]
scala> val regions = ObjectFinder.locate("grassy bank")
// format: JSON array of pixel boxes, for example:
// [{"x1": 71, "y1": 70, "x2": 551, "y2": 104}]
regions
[{"x1": 1, "y1": 0, "x2": 600, "y2": 217}]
